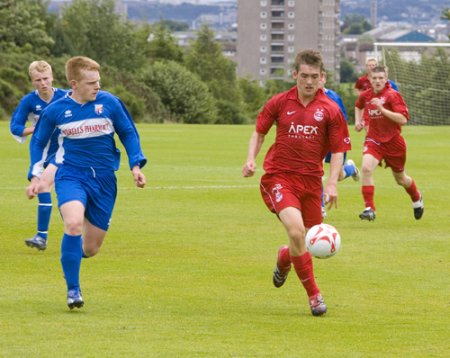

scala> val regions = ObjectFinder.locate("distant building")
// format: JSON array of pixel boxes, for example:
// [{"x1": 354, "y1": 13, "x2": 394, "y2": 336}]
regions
[
  {"x1": 341, "y1": 22, "x2": 439, "y2": 71},
  {"x1": 236, "y1": 0, "x2": 341, "y2": 82}
]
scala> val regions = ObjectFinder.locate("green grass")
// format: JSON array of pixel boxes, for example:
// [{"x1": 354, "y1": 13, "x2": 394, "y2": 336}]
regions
[{"x1": 0, "y1": 122, "x2": 449, "y2": 357}]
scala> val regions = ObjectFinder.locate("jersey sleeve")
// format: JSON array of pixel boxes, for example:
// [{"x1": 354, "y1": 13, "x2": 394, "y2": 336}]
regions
[
  {"x1": 355, "y1": 91, "x2": 367, "y2": 109},
  {"x1": 10, "y1": 95, "x2": 32, "y2": 143},
  {"x1": 354, "y1": 77, "x2": 363, "y2": 90},
  {"x1": 255, "y1": 93, "x2": 282, "y2": 134},
  {"x1": 28, "y1": 108, "x2": 56, "y2": 180},
  {"x1": 328, "y1": 106, "x2": 351, "y2": 154},
  {"x1": 111, "y1": 96, "x2": 147, "y2": 170},
  {"x1": 390, "y1": 91, "x2": 409, "y2": 120}
]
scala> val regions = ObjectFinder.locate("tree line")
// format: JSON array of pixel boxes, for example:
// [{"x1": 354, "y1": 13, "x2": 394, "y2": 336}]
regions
[
  {"x1": 0, "y1": 0, "x2": 294, "y2": 124},
  {"x1": 1, "y1": 0, "x2": 448, "y2": 125}
]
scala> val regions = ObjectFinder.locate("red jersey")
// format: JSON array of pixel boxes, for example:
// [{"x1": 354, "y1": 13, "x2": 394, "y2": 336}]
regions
[
  {"x1": 355, "y1": 84, "x2": 409, "y2": 143},
  {"x1": 354, "y1": 74, "x2": 371, "y2": 92},
  {"x1": 256, "y1": 86, "x2": 351, "y2": 177}
]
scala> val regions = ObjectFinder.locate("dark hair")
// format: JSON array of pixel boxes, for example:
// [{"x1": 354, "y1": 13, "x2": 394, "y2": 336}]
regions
[
  {"x1": 371, "y1": 66, "x2": 387, "y2": 74},
  {"x1": 293, "y1": 49, "x2": 324, "y2": 72}
]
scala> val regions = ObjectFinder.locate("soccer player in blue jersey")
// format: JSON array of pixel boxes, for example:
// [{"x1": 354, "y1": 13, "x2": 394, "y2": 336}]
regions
[
  {"x1": 29, "y1": 56, "x2": 147, "y2": 309},
  {"x1": 10, "y1": 60, "x2": 67, "y2": 251}
]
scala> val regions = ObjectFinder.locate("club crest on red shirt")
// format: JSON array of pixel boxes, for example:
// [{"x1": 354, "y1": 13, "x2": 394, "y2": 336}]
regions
[{"x1": 313, "y1": 108, "x2": 324, "y2": 122}]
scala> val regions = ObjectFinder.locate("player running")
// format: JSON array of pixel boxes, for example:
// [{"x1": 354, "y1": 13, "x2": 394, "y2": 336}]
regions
[
  {"x1": 355, "y1": 66, "x2": 424, "y2": 221},
  {"x1": 10, "y1": 60, "x2": 67, "y2": 251},
  {"x1": 29, "y1": 56, "x2": 147, "y2": 309},
  {"x1": 242, "y1": 49, "x2": 351, "y2": 316}
]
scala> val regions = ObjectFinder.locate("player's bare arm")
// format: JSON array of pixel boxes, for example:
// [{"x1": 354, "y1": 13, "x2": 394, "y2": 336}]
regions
[
  {"x1": 354, "y1": 107, "x2": 365, "y2": 132},
  {"x1": 324, "y1": 152, "x2": 344, "y2": 209},
  {"x1": 242, "y1": 131, "x2": 265, "y2": 177},
  {"x1": 22, "y1": 127, "x2": 35, "y2": 137}
]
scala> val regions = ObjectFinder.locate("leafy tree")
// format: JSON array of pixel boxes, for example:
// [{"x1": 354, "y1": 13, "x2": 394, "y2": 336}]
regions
[
  {"x1": 336, "y1": 84, "x2": 358, "y2": 124},
  {"x1": 237, "y1": 77, "x2": 266, "y2": 121},
  {"x1": 147, "y1": 24, "x2": 184, "y2": 63},
  {"x1": 58, "y1": 0, "x2": 147, "y2": 71},
  {"x1": 342, "y1": 14, "x2": 372, "y2": 35},
  {"x1": 264, "y1": 78, "x2": 294, "y2": 99},
  {"x1": 185, "y1": 25, "x2": 244, "y2": 124},
  {"x1": 102, "y1": 64, "x2": 168, "y2": 123},
  {"x1": 0, "y1": 0, "x2": 54, "y2": 55},
  {"x1": 154, "y1": 19, "x2": 189, "y2": 32},
  {"x1": 340, "y1": 59, "x2": 358, "y2": 83},
  {"x1": 139, "y1": 61, "x2": 218, "y2": 124}
]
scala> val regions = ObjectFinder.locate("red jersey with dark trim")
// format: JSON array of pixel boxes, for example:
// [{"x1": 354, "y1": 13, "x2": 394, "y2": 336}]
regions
[
  {"x1": 355, "y1": 74, "x2": 371, "y2": 91},
  {"x1": 355, "y1": 85, "x2": 409, "y2": 143},
  {"x1": 256, "y1": 86, "x2": 351, "y2": 176}
]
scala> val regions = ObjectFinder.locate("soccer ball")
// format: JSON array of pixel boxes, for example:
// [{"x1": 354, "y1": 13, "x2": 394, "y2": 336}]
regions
[{"x1": 305, "y1": 223, "x2": 341, "y2": 259}]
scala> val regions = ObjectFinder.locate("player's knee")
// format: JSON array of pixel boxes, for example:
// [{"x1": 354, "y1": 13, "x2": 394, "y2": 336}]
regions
[
  {"x1": 83, "y1": 247, "x2": 99, "y2": 257},
  {"x1": 63, "y1": 218, "x2": 83, "y2": 236},
  {"x1": 37, "y1": 178, "x2": 53, "y2": 193},
  {"x1": 394, "y1": 173, "x2": 408, "y2": 187},
  {"x1": 361, "y1": 163, "x2": 373, "y2": 177},
  {"x1": 287, "y1": 227, "x2": 306, "y2": 244}
]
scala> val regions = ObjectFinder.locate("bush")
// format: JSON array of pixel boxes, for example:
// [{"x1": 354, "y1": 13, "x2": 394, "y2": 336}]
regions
[
  {"x1": 0, "y1": 78, "x2": 22, "y2": 114},
  {"x1": 215, "y1": 99, "x2": 247, "y2": 124},
  {"x1": 140, "y1": 61, "x2": 218, "y2": 124}
]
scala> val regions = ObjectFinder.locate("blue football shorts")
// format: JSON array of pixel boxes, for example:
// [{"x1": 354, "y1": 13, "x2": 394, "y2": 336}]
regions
[{"x1": 55, "y1": 165, "x2": 117, "y2": 231}]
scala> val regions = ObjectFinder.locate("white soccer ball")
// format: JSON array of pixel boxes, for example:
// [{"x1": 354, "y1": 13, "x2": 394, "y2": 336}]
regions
[{"x1": 305, "y1": 223, "x2": 341, "y2": 259}]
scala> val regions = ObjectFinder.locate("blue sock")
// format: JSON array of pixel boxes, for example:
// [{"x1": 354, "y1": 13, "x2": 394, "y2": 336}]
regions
[
  {"x1": 60, "y1": 234, "x2": 82, "y2": 291},
  {"x1": 321, "y1": 186, "x2": 325, "y2": 208},
  {"x1": 343, "y1": 163, "x2": 356, "y2": 179},
  {"x1": 37, "y1": 192, "x2": 52, "y2": 240}
]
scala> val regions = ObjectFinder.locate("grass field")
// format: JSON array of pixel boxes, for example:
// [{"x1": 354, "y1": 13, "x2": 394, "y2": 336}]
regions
[{"x1": 0, "y1": 122, "x2": 448, "y2": 357}]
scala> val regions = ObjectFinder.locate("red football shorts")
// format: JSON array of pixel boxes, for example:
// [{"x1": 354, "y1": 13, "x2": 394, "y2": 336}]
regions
[
  {"x1": 363, "y1": 135, "x2": 407, "y2": 172},
  {"x1": 260, "y1": 172, "x2": 322, "y2": 228}
]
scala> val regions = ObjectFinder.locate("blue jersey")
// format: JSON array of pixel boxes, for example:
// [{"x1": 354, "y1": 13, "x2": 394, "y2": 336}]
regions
[
  {"x1": 324, "y1": 88, "x2": 348, "y2": 122},
  {"x1": 324, "y1": 88, "x2": 349, "y2": 162},
  {"x1": 10, "y1": 88, "x2": 67, "y2": 143},
  {"x1": 29, "y1": 90, "x2": 147, "y2": 180},
  {"x1": 388, "y1": 80, "x2": 399, "y2": 91}
]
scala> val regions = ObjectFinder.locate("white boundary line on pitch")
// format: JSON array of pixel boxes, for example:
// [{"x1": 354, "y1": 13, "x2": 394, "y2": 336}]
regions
[
  {"x1": 138, "y1": 184, "x2": 257, "y2": 190},
  {"x1": 4, "y1": 184, "x2": 259, "y2": 191}
]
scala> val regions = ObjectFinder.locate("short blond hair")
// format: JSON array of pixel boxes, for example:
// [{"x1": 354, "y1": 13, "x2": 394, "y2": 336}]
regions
[
  {"x1": 28, "y1": 60, "x2": 52, "y2": 78},
  {"x1": 65, "y1": 56, "x2": 100, "y2": 82},
  {"x1": 365, "y1": 57, "x2": 378, "y2": 65}
]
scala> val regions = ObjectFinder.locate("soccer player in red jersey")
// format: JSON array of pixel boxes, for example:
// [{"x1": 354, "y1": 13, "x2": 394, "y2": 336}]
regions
[
  {"x1": 354, "y1": 66, "x2": 424, "y2": 221},
  {"x1": 354, "y1": 57, "x2": 378, "y2": 94},
  {"x1": 242, "y1": 49, "x2": 351, "y2": 316},
  {"x1": 355, "y1": 57, "x2": 399, "y2": 96}
]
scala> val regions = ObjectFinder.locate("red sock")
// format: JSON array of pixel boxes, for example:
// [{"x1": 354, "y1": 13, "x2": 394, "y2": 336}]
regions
[
  {"x1": 405, "y1": 179, "x2": 420, "y2": 202},
  {"x1": 291, "y1": 252, "x2": 320, "y2": 297},
  {"x1": 277, "y1": 245, "x2": 291, "y2": 271},
  {"x1": 362, "y1": 185, "x2": 376, "y2": 210}
]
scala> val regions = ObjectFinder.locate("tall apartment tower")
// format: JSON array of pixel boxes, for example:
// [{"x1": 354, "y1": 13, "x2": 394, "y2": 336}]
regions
[{"x1": 236, "y1": 0, "x2": 341, "y2": 82}]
